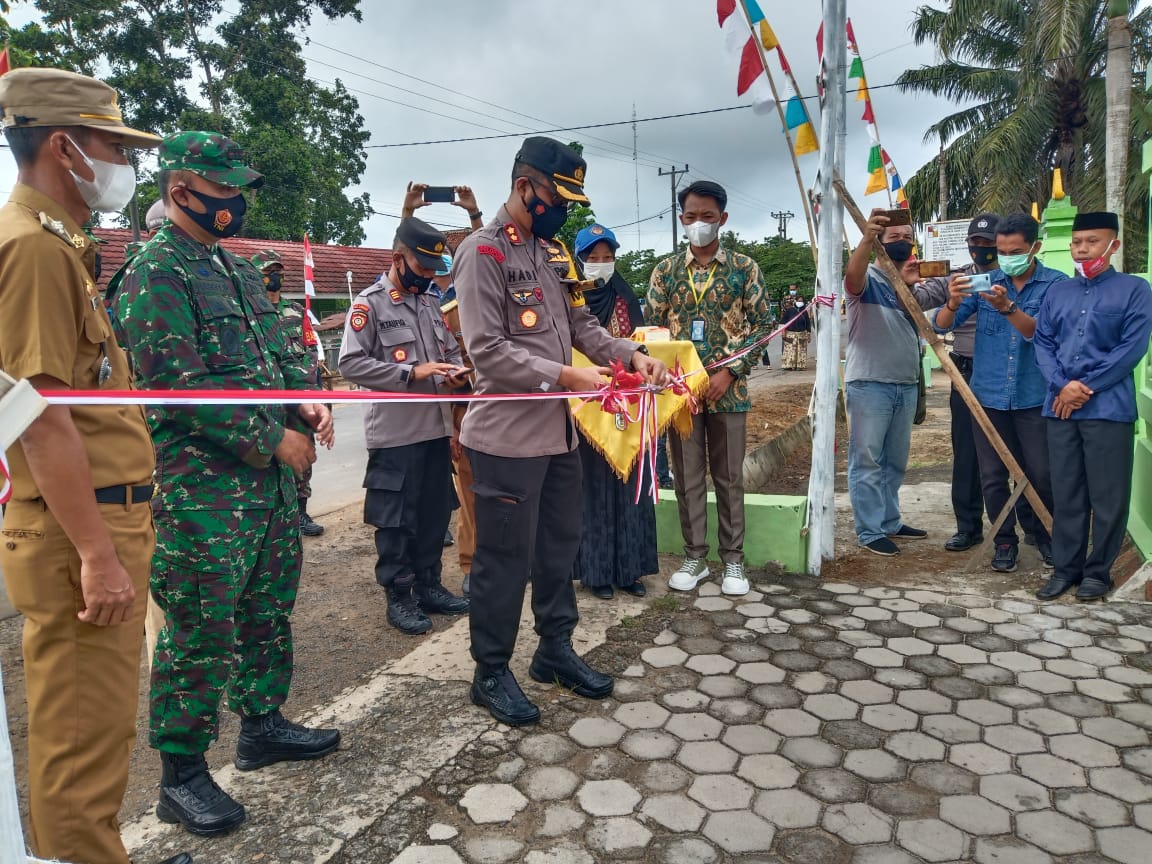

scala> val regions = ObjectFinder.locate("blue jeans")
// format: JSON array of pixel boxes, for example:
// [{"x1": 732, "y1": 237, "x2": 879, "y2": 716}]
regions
[{"x1": 846, "y1": 380, "x2": 918, "y2": 544}]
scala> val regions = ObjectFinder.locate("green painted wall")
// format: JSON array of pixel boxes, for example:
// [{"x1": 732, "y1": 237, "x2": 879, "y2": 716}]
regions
[
  {"x1": 655, "y1": 492, "x2": 808, "y2": 573},
  {"x1": 1131, "y1": 68, "x2": 1152, "y2": 561}
]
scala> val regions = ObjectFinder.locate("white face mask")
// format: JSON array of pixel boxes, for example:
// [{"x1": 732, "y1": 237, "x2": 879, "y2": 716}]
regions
[
  {"x1": 67, "y1": 136, "x2": 137, "y2": 213},
  {"x1": 583, "y1": 261, "x2": 615, "y2": 284},
  {"x1": 684, "y1": 220, "x2": 720, "y2": 247},
  {"x1": 795, "y1": 300, "x2": 804, "y2": 308}
]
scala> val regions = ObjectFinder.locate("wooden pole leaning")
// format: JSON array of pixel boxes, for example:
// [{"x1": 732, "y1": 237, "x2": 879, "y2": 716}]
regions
[{"x1": 832, "y1": 178, "x2": 1054, "y2": 538}]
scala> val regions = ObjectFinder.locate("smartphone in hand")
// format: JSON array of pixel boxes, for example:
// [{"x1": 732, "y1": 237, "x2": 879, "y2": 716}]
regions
[
  {"x1": 423, "y1": 186, "x2": 455, "y2": 203},
  {"x1": 963, "y1": 273, "x2": 994, "y2": 293}
]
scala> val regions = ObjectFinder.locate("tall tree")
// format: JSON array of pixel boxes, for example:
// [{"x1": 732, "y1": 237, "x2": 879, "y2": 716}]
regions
[
  {"x1": 4, "y1": 0, "x2": 370, "y2": 245},
  {"x1": 1106, "y1": 0, "x2": 1132, "y2": 244},
  {"x1": 897, "y1": 0, "x2": 1152, "y2": 269}
]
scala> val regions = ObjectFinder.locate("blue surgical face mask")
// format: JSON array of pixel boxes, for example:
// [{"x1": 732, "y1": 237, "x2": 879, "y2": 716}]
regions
[{"x1": 999, "y1": 245, "x2": 1037, "y2": 277}]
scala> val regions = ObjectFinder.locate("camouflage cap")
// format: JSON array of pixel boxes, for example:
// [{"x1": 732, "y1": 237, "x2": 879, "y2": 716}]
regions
[
  {"x1": 251, "y1": 249, "x2": 283, "y2": 271},
  {"x1": 158, "y1": 131, "x2": 264, "y2": 189}
]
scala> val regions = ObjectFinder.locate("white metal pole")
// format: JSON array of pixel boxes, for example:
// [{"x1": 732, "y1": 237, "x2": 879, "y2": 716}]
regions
[
  {"x1": 807, "y1": 0, "x2": 848, "y2": 575},
  {"x1": 345, "y1": 270, "x2": 354, "y2": 306}
]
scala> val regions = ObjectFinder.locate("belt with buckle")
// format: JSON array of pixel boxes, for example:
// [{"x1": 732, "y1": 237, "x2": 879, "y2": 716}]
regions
[{"x1": 94, "y1": 484, "x2": 155, "y2": 505}]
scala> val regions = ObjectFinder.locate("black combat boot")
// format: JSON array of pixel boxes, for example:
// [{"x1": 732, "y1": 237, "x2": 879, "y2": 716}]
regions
[
  {"x1": 235, "y1": 708, "x2": 341, "y2": 771},
  {"x1": 157, "y1": 752, "x2": 246, "y2": 837},
  {"x1": 387, "y1": 575, "x2": 433, "y2": 634},
  {"x1": 299, "y1": 506, "x2": 324, "y2": 537},
  {"x1": 530, "y1": 638, "x2": 614, "y2": 699},
  {"x1": 471, "y1": 664, "x2": 540, "y2": 726},
  {"x1": 415, "y1": 568, "x2": 470, "y2": 615}
]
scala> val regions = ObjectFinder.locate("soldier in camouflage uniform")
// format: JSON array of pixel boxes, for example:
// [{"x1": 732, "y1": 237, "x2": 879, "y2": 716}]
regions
[
  {"x1": 252, "y1": 249, "x2": 325, "y2": 537},
  {"x1": 114, "y1": 131, "x2": 340, "y2": 838}
]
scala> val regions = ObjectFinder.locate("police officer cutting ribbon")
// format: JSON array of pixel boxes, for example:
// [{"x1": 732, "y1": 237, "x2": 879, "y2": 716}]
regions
[{"x1": 454, "y1": 137, "x2": 668, "y2": 726}]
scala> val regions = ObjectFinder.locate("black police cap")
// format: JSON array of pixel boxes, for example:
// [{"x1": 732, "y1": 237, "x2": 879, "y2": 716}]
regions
[
  {"x1": 515, "y1": 136, "x2": 590, "y2": 204},
  {"x1": 395, "y1": 217, "x2": 448, "y2": 271}
]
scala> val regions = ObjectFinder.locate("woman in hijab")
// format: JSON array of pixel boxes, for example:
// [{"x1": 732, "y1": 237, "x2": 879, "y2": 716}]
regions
[{"x1": 571, "y1": 224, "x2": 659, "y2": 599}]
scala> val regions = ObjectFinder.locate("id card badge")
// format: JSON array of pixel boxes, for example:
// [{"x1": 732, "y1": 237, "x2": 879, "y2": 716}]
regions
[{"x1": 690, "y1": 319, "x2": 706, "y2": 342}]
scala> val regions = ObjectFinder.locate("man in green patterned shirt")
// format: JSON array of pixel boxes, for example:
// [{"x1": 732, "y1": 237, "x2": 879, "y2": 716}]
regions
[{"x1": 646, "y1": 180, "x2": 770, "y2": 596}]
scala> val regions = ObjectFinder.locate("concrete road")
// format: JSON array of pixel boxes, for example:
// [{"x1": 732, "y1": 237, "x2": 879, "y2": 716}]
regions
[{"x1": 308, "y1": 402, "x2": 369, "y2": 518}]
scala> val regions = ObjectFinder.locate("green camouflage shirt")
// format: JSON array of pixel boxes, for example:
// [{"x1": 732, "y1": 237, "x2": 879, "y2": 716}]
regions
[
  {"x1": 275, "y1": 297, "x2": 309, "y2": 356},
  {"x1": 645, "y1": 247, "x2": 770, "y2": 413},
  {"x1": 114, "y1": 224, "x2": 314, "y2": 510}
]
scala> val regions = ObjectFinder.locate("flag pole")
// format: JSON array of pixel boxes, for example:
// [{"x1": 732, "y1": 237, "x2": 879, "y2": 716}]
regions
[
  {"x1": 849, "y1": 22, "x2": 895, "y2": 208},
  {"x1": 807, "y1": 0, "x2": 847, "y2": 575},
  {"x1": 738, "y1": 1, "x2": 819, "y2": 262}
]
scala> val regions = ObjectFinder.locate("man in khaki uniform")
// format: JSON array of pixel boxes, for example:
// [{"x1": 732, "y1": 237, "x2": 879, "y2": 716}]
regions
[
  {"x1": 339, "y1": 217, "x2": 471, "y2": 635},
  {"x1": 0, "y1": 68, "x2": 190, "y2": 864}
]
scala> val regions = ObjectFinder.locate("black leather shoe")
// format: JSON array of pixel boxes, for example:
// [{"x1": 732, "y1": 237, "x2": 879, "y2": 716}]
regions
[
  {"x1": 158, "y1": 855, "x2": 193, "y2": 864},
  {"x1": 235, "y1": 709, "x2": 340, "y2": 771},
  {"x1": 471, "y1": 665, "x2": 540, "y2": 726},
  {"x1": 387, "y1": 586, "x2": 433, "y2": 634},
  {"x1": 945, "y1": 532, "x2": 983, "y2": 552},
  {"x1": 443, "y1": 529, "x2": 455, "y2": 547},
  {"x1": 298, "y1": 512, "x2": 324, "y2": 537},
  {"x1": 416, "y1": 581, "x2": 470, "y2": 615},
  {"x1": 157, "y1": 752, "x2": 245, "y2": 837},
  {"x1": 620, "y1": 580, "x2": 647, "y2": 597},
  {"x1": 529, "y1": 639, "x2": 614, "y2": 699},
  {"x1": 590, "y1": 584, "x2": 614, "y2": 600},
  {"x1": 1076, "y1": 577, "x2": 1112, "y2": 601},
  {"x1": 1036, "y1": 575, "x2": 1081, "y2": 600}
]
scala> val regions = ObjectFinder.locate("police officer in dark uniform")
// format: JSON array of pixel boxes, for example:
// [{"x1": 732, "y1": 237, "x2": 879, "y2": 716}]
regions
[
  {"x1": 339, "y1": 217, "x2": 471, "y2": 634},
  {"x1": 454, "y1": 137, "x2": 667, "y2": 725}
]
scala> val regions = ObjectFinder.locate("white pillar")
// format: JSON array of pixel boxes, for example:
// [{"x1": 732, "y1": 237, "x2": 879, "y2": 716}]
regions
[{"x1": 807, "y1": 0, "x2": 848, "y2": 575}]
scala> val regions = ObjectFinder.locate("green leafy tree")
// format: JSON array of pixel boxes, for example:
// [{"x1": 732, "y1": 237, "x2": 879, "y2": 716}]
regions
[
  {"x1": 896, "y1": 0, "x2": 1152, "y2": 270},
  {"x1": 4, "y1": 0, "x2": 370, "y2": 245},
  {"x1": 721, "y1": 232, "x2": 818, "y2": 304},
  {"x1": 617, "y1": 248, "x2": 660, "y2": 298}
]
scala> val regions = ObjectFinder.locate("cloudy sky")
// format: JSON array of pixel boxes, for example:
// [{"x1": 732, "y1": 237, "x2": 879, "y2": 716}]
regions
[{"x1": 1, "y1": 0, "x2": 962, "y2": 251}]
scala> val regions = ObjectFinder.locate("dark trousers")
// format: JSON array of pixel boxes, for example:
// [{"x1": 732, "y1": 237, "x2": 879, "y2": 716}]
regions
[
  {"x1": 971, "y1": 406, "x2": 1053, "y2": 546},
  {"x1": 364, "y1": 438, "x2": 455, "y2": 589},
  {"x1": 949, "y1": 355, "x2": 984, "y2": 535},
  {"x1": 1048, "y1": 419, "x2": 1135, "y2": 584},
  {"x1": 465, "y1": 447, "x2": 583, "y2": 670}
]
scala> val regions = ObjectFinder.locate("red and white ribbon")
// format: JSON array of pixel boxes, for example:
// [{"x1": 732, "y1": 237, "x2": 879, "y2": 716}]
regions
[{"x1": 0, "y1": 453, "x2": 11, "y2": 505}]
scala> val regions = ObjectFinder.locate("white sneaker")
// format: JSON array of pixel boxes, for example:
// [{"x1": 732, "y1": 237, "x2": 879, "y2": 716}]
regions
[
  {"x1": 721, "y1": 562, "x2": 750, "y2": 596},
  {"x1": 668, "y1": 558, "x2": 710, "y2": 591}
]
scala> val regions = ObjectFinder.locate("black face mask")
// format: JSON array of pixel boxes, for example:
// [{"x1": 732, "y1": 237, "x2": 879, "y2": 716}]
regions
[
  {"x1": 522, "y1": 184, "x2": 569, "y2": 240},
  {"x1": 264, "y1": 271, "x2": 283, "y2": 292},
  {"x1": 882, "y1": 240, "x2": 914, "y2": 263},
  {"x1": 969, "y1": 246, "x2": 997, "y2": 268},
  {"x1": 398, "y1": 258, "x2": 432, "y2": 294},
  {"x1": 177, "y1": 187, "x2": 246, "y2": 239}
]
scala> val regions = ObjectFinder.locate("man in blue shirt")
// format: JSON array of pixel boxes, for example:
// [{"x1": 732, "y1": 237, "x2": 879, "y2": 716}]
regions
[
  {"x1": 934, "y1": 214, "x2": 1065, "y2": 574},
  {"x1": 1033, "y1": 211, "x2": 1152, "y2": 600}
]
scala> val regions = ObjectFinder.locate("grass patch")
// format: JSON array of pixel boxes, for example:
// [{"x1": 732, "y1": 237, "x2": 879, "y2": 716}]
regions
[
  {"x1": 619, "y1": 615, "x2": 641, "y2": 629},
  {"x1": 649, "y1": 595, "x2": 681, "y2": 613}
]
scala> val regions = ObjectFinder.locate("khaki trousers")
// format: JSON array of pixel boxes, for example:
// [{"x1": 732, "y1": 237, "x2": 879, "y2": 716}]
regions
[
  {"x1": 668, "y1": 410, "x2": 747, "y2": 564},
  {"x1": 452, "y1": 447, "x2": 477, "y2": 573},
  {"x1": 1, "y1": 498, "x2": 154, "y2": 864}
]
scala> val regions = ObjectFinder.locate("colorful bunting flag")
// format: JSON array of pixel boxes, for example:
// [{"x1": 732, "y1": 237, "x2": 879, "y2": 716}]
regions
[
  {"x1": 0, "y1": 48, "x2": 10, "y2": 78},
  {"x1": 866, "y1": 146, "x2": 887, "y2": 195},
  {"x1": 744, "y1": 0, "x2": 766, "y2": 24},
  {"x1": 759, "y1": 19, "x2": 778, "y2": 51},
  {"x1": 782, "y1": 81, "x2": 818, "y2": 155},
  {"x1": 717, "y1": 0, "x2": 736, "y2": 27}
]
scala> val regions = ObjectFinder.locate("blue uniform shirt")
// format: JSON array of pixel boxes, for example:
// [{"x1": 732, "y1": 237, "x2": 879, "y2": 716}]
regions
[
  {"x1": 1033, "y1": 267, "x2": 1152, "y2": 422},
  {"x1": 933, "y1": 261, "x2": 1066, "y2": 410}
]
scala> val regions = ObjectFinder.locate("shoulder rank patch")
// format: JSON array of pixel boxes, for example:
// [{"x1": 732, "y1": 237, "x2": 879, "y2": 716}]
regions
[
  {"x1": 503, "y1": 223, "x2": 523, "y2": 245},
  {"x1": 393, "y1": 347, "x2": 409, "y2": 362},
  {"x1": 478, "y1": 244, "x2": 506, "y2": 263},
  {"x1": 349, "y1": 307, "x2": 369, "y2": 332},
  {"x1": 389, "y1": 287, "x2": 404, "y2": 304}
]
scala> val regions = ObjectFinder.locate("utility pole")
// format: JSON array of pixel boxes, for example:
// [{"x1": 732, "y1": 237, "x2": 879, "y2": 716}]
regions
[
  {"x1": 771, "y1": 210, "x2": 795, "y2": 240},
  {"x1": 658, "y1": 165, "x2": 689, "y2": 250}
]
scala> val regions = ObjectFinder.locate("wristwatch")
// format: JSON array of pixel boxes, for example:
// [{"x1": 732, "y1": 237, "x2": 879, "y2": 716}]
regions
[
  {"x1": 999, "y1": 302, "x2": 1018, "y2": 316},
  {"x1": 634, "y1": 344, "x2": 649, "y2": 356},
  {"x1": 468, "y1": 210, "x2": 483, "y2": 221}
]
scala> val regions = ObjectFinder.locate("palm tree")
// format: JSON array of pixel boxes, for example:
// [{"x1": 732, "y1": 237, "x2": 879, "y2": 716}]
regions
[{"x1": 897, "y1": 0, "x2": 1152, "y2": 269}]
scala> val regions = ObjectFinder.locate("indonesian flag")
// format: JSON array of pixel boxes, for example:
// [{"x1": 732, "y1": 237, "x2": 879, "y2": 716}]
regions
[
  {"x1": 301, "y1": 234, "x2": 319, "y2": 348},
  {"x1": 0, "y1": 453, "x2": 11, "y2": 504},
  {"x1": 0, "y1": 47, "x2": 10, "y2": 78}
]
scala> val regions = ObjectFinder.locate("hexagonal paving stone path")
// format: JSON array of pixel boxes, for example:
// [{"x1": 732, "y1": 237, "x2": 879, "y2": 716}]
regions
[{"x1": 398, "y1": 575, "x2": 1152, "y2": 862}]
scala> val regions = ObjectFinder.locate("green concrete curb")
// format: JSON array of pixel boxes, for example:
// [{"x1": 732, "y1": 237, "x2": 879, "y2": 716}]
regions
[{"x1": 656, "y1": 490, "x2": 808, "y2": 572}]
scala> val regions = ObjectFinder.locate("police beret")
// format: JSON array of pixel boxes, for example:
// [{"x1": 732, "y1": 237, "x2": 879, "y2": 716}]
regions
[
  {"x1": 515, "y1": 137, "x2": 589, "y2": 205},
  {"x1": 396, "y1": 217, "x2": 448, "y2": 271}
]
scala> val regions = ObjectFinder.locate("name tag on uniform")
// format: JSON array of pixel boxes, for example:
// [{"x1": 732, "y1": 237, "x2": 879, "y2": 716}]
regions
[{"x1": 690, "y1": 319, "x2": 706, "y2": 342}]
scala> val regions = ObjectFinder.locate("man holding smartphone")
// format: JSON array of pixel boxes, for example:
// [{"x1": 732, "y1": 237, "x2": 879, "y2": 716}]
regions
[
  {"x1": 933, "y1": 214, "x2": 1065, "y2": 574},
  {"x1": 339, "y1": 217, "x2": 472, "y2": 634}
]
